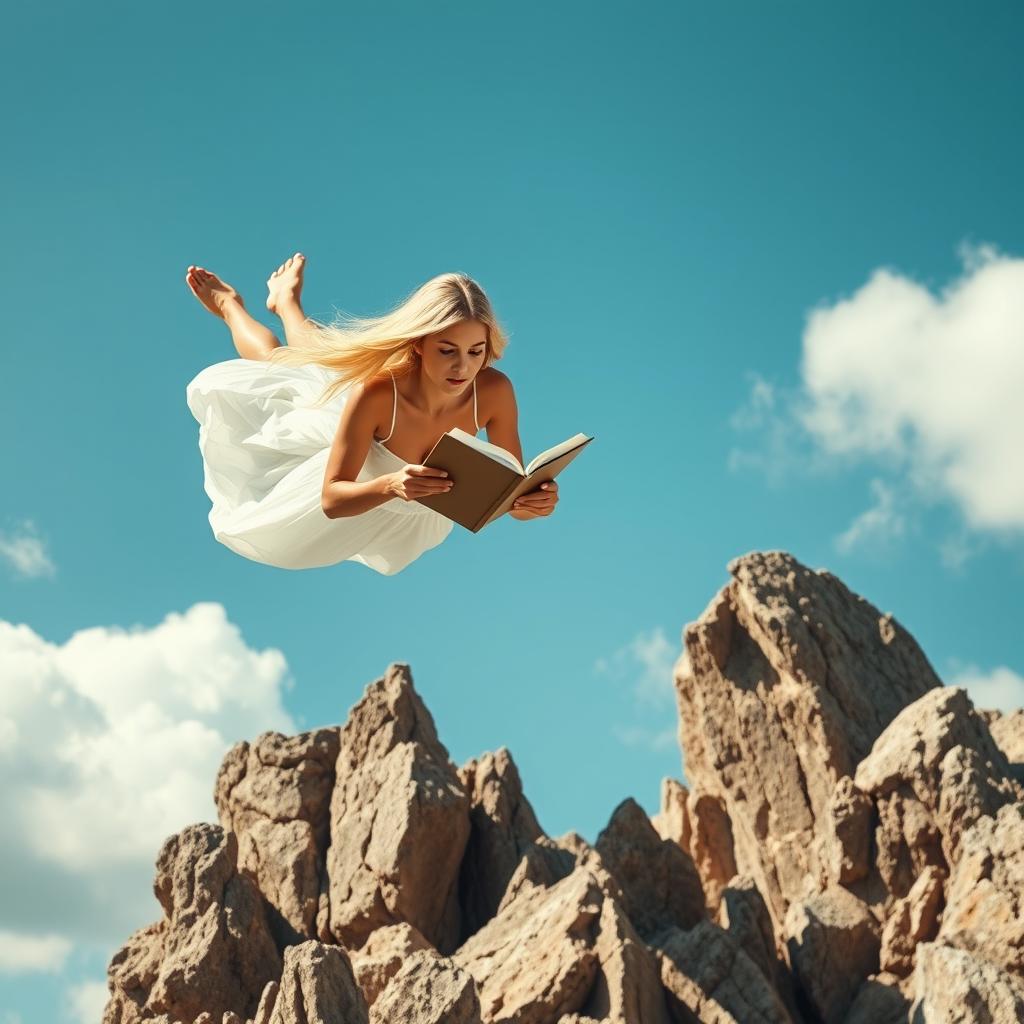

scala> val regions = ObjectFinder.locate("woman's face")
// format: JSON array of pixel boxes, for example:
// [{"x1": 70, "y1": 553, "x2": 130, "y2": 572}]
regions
[{"x1": 415, "y1": 319, "x2": 488, "y2": 393}]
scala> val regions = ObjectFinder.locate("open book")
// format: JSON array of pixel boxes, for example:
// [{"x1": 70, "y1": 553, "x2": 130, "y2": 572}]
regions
[{"x1": 415, "y1": 428, "x2": 594, "y2": 532}]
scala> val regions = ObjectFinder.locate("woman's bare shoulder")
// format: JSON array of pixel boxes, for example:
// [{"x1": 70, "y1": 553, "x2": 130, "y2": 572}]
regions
[
  {"x1": 345, "y1": 376, "x2": 394, "y2": 434},
  {"x1": 478, "y1": 366, "x2": 514, "y2": 395},
  {"x1": 477, "y1": 366, "x2": 516, "y2": 427}
]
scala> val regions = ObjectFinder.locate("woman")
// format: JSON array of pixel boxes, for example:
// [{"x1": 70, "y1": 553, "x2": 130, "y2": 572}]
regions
[{"x1": 185, "y1": 254, "x2": 558, "y2": 574}]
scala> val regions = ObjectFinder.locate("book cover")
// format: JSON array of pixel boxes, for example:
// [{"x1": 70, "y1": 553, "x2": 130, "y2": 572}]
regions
[{"x1": 415, "y1": 430, "x2": 594, "y2": 532}]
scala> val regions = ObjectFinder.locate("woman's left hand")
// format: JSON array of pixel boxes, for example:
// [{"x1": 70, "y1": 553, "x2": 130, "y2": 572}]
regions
[{"x1": 512, "y1": 480, "x2": 558, "y2": 518}]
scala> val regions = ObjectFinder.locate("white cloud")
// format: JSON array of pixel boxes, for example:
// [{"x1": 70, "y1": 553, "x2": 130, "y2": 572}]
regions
[
  {"x1": 595, "y1": 626, "x2": 677, "y2": 707},
  {"x1": 947, "y1": 663, "x2": 1024, "y2": 714},
  {"x1": 730, "y1": 244, "x2": 1024, "y2": 551},
  {"x1": 0, "y1": 521, "x2": 55, "y2": 580},
  {"x1": 799, "y1": 244, "x2": 1024, "y2": 531},
  {"x1": 64, "y1": 979, "x2": 109, "y2": 1024},
  {"x1": 0, "y1": 930, "x2": 71, "y2": 974},
  {"x1": 834, "y1": 478, "x2": 907, "y2": 554},
  {"x1": 0, "y1": 602, "x2": 295, "y2": 952}
]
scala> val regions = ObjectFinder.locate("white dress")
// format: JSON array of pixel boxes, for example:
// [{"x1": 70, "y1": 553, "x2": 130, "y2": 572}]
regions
[{"x1": 185, "y1": 358, "x2": 474, "y2": 575}]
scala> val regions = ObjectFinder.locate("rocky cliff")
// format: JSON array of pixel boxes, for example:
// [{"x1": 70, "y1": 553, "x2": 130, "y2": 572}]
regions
[{"x1": 102, "y1": 551, "x2": 1024, "y2": 1024}]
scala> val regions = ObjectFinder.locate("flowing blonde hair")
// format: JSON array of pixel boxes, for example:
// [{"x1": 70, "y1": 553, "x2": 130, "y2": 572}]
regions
[{"x1": 267, "y1": 271, "x2": 509, "y2": 406}]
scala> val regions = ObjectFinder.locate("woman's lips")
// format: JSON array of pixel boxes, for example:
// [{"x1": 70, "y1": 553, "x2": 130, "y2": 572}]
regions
[{"x1": 447, "y1": 378, "x2": 466, "y2": 384}]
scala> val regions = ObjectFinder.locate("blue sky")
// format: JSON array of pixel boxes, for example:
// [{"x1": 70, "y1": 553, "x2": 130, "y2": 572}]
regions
[{"x1": 2, "y1": 2, "x2": 1023, "y2": 1021}]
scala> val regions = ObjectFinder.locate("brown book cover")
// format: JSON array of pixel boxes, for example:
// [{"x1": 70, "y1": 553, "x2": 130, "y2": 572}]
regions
[{"x1": 415, "y1": 429, "x2": 594, "y2": 532}]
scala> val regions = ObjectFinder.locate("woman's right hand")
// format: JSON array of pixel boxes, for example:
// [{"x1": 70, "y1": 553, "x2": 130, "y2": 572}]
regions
[{"x1": 387, "y1": 465, "x2": 453, "y2": 501}]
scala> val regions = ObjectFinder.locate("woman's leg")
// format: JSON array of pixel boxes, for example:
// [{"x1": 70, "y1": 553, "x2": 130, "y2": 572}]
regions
[
  {"x1": 267, "y1": 253, "x2": 320, "y2": 350},
  {"x1": 221, "y1": 300, "x2": 282, "y2": 360},
  {"x1": 186, "y1": 266, "x2": 281, "y2": 360}
]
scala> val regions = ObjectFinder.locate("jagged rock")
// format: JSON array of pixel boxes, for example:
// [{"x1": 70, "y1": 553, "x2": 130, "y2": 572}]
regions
[
  {"x1": 909, "y1": 942, "x2": 1024, "y2": 1023},
  {"x1": 215, "y1": 727, "x2": 340, "y2": 945},
  {"x1": 102, "y1": 921, "x2": 164, "y2": 1024},
  {"x1": 496, "y1": 835, "x2": 579, "y2": 909},
  {"x1": 505, "y1": 837, "x2": 575, "y2": 897},
  {"x1": 268, "y1": 940, "x2": 367, "y2": 1024},
  {"x1": 686, "y1": 791, "x2": 738, "y2": 917},
  {"x1": 457, "y1": 747, "x2": 546, "y2": 940},
  {"x1": 349, "y1": 922, "x2": 433, "y2": 1006},
  {"x1": 325, "y1": 663, "x2": 470, "y2": 953},
  {"x1": 252, "y1": 980, "x2": 279, "y2": 1024},
  {"x1": 841, "y1": 976, "x2": 911, "y2": 1024},
  {"x1": 854, "y1": 686, "x2": 1021, "y2": 877},
  {"x1": 719, "y1": 877, "x2": 800, "y2": 1021},
  {"x1": 980, "y1": 707, "x2": 1024, "y2": 785},
  {"x1": 655, "y1": 920, "x2": 795, "y2": 1023},
  {"x1": 98, "y1": 556, "x2": 1024, "y2": 1023},
  {"x1": 879, "y1": 864, "x2": 944, "y2": 976},
  {"x1": 819, "y1": 776, "x2": 873, "y2": 886},
  {"x1": 594, "y1": 797, "x2": 705, "y2": 940},
  {"x1": 939, "y1": 801, "x2": 1024, "y2": 976},
  {"x1": 783, "y1": 886, "x2": 880, "y2": 1023},
  {"x1": 103, "y1": 825, "x2": 280, "y2": 1024},
  {"x1": 453, "y1": 866, "x2": 605, "y2": 1023},
  {"x1": 577, "y1": 895, "x2": 671, "y2": 1024},
  {"x1": 651, "y1": 777, "x2": 692, "y2": 851},
  {"x1": 675, "y1": 551, "x2": 940, "y2": 943},
  {"x1": 370, "y1": 950, "x2": 480, "y2": 1024},
  {"x1": 496, "y1": 832, "x2": 624, "y2": 916}
]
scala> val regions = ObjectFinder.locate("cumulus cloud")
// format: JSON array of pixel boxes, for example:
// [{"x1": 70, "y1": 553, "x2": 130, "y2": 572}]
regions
[
  {"x1": 0, "y1": 521, "x2": 55, "y2": 580},
  {"x1": 947, "y1": 663, "x2": 1024, "y2": 714},
  {"x1": 798, "y1": 243, "x2": 1024, "y2": 533},
  {"x1": 730, "y1": 244, "x2": 1024, "y2": 550},
  {"x1": 0, "y1": 603, "x2": 295, "y2": 952},
  {"x1": 0, "y1": 930, "x2": 71, "y2": 974}
]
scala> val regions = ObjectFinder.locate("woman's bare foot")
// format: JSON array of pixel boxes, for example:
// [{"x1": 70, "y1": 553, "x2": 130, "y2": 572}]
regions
[
  {"x1": 185, "y1": 265, "x2": 244, "y2": 319},
  {"x1": 266, "y1": 252, "x2": 306, "y2": 315}
]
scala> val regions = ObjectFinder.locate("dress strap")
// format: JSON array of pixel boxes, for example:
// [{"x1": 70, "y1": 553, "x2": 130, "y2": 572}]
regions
[
  {"x1": 381, "y1": 370, "x2": 397, "y2": 443},
  {"x1": 473, "y1": 378, "x2": 479, "y2": 432}
]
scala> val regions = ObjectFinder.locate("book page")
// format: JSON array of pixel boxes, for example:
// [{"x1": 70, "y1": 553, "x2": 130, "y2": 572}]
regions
[
  {"x1": 447, "y1": 428, "x2": 524, "y2": 475},
  {"x1": 525, "y1": 433, "x2": 593, "y2": 475}
]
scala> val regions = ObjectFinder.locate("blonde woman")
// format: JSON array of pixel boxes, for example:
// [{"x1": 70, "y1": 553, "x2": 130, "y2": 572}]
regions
[{"x1": 185, "y1": 254, "x2": 558, "y2": 574}]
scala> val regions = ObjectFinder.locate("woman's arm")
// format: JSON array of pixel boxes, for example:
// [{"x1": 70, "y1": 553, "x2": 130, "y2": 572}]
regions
[
  {"x1": 321, "y1": 383, "x2": 396, "y2": 518},
  {"x1": 321, "y1": 381, "x2": 452, "y2": 518},
  {"x1": 483, "y1": 371, "x2": 559, "y2": 520}
]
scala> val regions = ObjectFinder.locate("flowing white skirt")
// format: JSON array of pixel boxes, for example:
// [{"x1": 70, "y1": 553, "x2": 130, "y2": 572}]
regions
[{"x1": 185, "y1": 359, "x2": 453, "y2": 574}]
